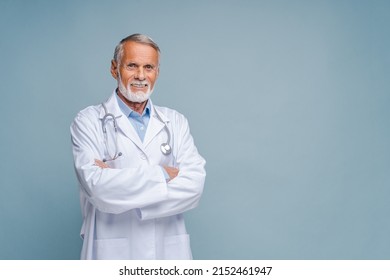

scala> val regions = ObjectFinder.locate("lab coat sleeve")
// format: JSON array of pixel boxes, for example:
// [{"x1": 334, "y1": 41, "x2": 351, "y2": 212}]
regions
[
  {"x1": 70, "y1": 111, "x2": 168, "y2": 214},
  {"x1": 138, "y1": 114, "x2": 206, "y2": 220}
]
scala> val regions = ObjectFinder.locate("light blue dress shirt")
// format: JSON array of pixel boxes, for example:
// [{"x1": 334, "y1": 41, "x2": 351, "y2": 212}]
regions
[{"x1": 115, "y1": 93, "x2": 151, "y2": 142}]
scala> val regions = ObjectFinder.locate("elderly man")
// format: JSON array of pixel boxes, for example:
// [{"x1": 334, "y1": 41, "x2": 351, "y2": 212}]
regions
[{"x1": 70, "y1": 34, "x2": 206, "y2": 259}]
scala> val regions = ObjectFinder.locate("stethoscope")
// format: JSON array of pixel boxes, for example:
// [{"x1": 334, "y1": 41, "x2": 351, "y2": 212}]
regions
[{"x1": 100, "y1": 102, "x2": 172, "y2": 162}]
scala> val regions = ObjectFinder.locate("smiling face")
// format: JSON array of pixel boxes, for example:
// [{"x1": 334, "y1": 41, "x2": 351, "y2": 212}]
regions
[{"x1": 111, "y1": 41, "x2": 160, "y2": 103}]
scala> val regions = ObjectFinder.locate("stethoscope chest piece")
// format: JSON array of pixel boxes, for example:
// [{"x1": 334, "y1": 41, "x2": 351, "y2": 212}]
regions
[
  {"x1": 160, "y1": 143, "x2": 172, "y2": 155},
  {"x1": 154, "y1": 111, "x2": 172, "y2": 156}
]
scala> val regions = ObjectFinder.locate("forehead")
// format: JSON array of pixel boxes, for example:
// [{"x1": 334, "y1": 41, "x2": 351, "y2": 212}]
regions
[{"x1": 121, "y1": 41, "x2": 159, "y2": 64}]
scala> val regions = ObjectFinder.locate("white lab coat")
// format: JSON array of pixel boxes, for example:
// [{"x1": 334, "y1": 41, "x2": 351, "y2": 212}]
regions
[{"x1": 70, "y1": 91, "x2": 206, "y2": 260}]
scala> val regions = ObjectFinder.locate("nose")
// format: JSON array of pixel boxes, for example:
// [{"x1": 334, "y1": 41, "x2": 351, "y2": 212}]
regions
[{"x1": 134, "y1": 66, "x2": 145, "y2": 80}]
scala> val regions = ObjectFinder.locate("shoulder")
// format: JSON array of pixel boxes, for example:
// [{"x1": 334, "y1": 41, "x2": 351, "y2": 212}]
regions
[
  {"x1": 75, "y1": 104, "x2": 101, "y2": 120},
  {"x1": 71, "y1": 104, "x2": 102, "y2": 129},
  {"x1": 154, "y1": 105, "x2": 188, "y2": 125}
]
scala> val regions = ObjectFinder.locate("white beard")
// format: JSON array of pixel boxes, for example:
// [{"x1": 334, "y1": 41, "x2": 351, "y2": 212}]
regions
[{"x1": 118, "y1": 74, "x2": 153, "y2": 103}]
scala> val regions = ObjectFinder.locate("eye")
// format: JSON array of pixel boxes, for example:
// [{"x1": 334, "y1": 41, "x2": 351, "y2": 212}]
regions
[
  {"x1": 144, "y1": 65, "x2": 154, "y2": 71},
  {"x1": 126, "y1": 63, "x2": 137, "y2": 70}
]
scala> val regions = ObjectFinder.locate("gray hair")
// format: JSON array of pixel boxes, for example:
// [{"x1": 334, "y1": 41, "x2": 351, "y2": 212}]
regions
[{"x1": 113, "y1": 33, "x2": 160, "y2": 64}]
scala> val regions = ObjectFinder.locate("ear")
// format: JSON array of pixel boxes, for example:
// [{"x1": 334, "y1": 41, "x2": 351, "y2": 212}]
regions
[
  {"x1": 156, "y1": 65, "x2": 160, "y2": 78},
  {"x1": 110, "y1": 60, "x2": 118, "y2": 79}
]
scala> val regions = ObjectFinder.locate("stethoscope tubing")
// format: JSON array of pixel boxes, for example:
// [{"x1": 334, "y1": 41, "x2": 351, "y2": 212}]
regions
[{"x1": 100, "y1": 102, "x2": 172, "y2": 162}]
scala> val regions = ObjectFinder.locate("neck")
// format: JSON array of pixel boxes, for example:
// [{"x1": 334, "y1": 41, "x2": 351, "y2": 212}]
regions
[{"x1": 117, "y1": 89, "x2": 148, "y2": 115}]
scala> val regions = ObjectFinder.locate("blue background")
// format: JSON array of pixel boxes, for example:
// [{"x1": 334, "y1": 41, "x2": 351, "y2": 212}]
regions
[{"x1": 0, "y1": 0, "x2": 389, "y2": 259}]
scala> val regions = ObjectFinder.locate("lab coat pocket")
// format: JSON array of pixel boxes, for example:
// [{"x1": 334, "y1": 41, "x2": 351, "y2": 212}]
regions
[
  {"x1": 163, "y1": 234, "x2": 192, "y2": 260},
  {"x1": 94, "y1": 238, "x2": 130, "y2": 260}
]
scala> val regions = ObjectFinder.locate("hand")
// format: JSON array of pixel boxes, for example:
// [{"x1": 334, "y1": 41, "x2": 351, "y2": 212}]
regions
[
  {"x1": 163, "y1": 166, "x2": 179, "y2": 181},
  {"x1": 94, "y1": 159, "x2": 110, "y2": 169}
]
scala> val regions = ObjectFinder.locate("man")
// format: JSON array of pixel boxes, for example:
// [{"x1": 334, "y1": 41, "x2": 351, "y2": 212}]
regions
[{"x1": 70, "y1": 34, "x2": 206, "y2": 259}]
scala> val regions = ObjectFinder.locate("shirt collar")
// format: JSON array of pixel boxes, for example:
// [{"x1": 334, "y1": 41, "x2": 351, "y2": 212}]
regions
[{"x1": 115, "y1": 90, "x2": 151, "y2": 118}]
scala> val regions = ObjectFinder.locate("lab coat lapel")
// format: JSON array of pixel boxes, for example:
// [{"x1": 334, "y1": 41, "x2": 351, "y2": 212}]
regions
[
  {"x1": 100, "y1": 91, "x2": 144, "y2": 152},
  {"x1": 143, "y1": 104, "x2": 169, "y2": 149}
]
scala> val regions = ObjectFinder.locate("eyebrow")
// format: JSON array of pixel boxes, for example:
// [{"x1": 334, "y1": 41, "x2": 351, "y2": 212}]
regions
[{"x1": 126, "y1": 62, "x2": 156, "y2": 67}]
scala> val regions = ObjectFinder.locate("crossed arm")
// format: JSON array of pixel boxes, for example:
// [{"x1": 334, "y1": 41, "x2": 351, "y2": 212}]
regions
[{"x1": 94, "y1": 159, "x2": 179, "y2": 181}]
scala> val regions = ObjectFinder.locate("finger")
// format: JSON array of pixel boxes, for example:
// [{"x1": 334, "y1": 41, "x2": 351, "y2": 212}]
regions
[{"x1": 95, "y1": 159, "x2": 109, "y2": 169}]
